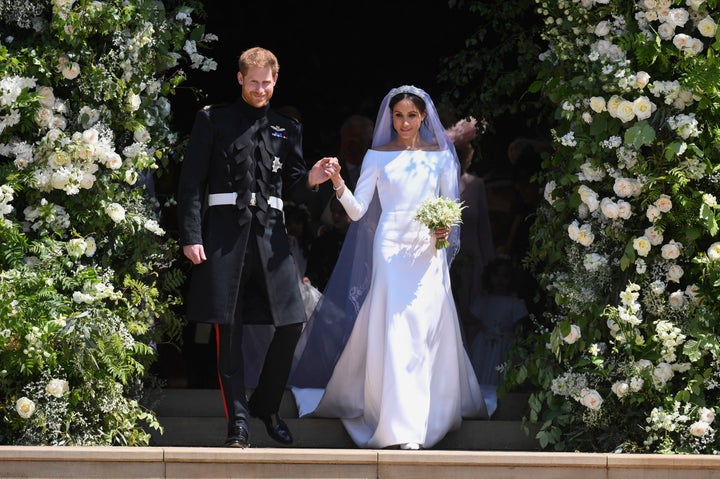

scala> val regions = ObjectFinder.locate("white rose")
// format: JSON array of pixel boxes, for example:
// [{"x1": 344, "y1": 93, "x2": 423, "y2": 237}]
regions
[
  {"x1": 698, "y1": 16, "x2": 717, "y2": 38},
  {"x1": 661, "y1": 240, "x2": 682, "y2": 260},
  {"x1": 611, "y1": 381, "x2": 629, "y2": 398},
  {"x1": 690, "y1": 421, "x2": 710, "y2": 437},
  {"x1": 61, "y1": 62, "x2": 81, "y2": 80},
  {"x1": 700, "y1": 407, "x2": 715, "y2": 424},
  {"x1": 646, "y1": 204, "x2": 661, "y2": 222},
  {"x1": 37, "y1": 86, "x2": 55, "y2": 108},
  {"x1": 644, "y1": 226, "x2": 663, "y2": 245},
  {"x1": 655, "y1": 194, "x2": 673, "y2": 213},
  {"x1": 578, "y1": 185, "x2": 599, "y2": 212},
  {"x1": 708, "y1": 242, "x2": 720, "y2": 261},
  {"x1": 685, "y1": 284, "x2": 700, "y2": 303},
  {"x1": 669, "y1": 290, "x2": 685, "y2": 309},
  {"x1": 576, "y1": 224, "x2": 594, "y2": 246},
  {"x1": 563, "y1": 324, "x2": 582, "y2": 344},
  {"x1": 544, "y1": 180, "x2": 556, "y2": 204},
  {"x1": 629, "y1": 376, "x2": 644, "y2": 392},
  {"x1": 617, "y1": 200, "x2": 632, "y2": 219},
  {"x1": 613, "y1": 178, "x2": 636, "y2": 198},
  {"x1": 126, "y1": 93, "x2": 141, "y2": 112},
  {"x1": 595, "y1": 20, "x2": 611, "y2": 36},
  {"x1": 666, "y1": 264, "x2": 684, "y2": 283},
  {"x1": 633, "y1": 236, "x2": 652, "y2": 257},
  {"x1": 16, "y1": 397, "x2": 36, "y2": 418},
  {"x1": 85, "y1": 236, "x2": 96, "y2": 257},
  {"x1": 105, "y1": 202, "x2": 126, "y2": 223},
  {"x1": 568, "y1": 220, "x2": 580, "y2": 241},
  {"x1": 607, "y1": 95, "x2": 623, "y2": 117},
  {"x1": 634, "y1": 71, "x2": 650, "y2": 89},
  {"x1": 600, "y1": 197, "x2": 619, "y2": 219},
  {"x1": 652, "y1": 362, "x2": 674, "y2": 386},
  {"x1": 35, "y1": 107, "x2": 53, "y2": 127},
  {"x1": 616, "y1": 100, "x2": 636, "y2": 123},
  {"x1": 45, "y1": 378, "x2": 69, "y2": 397},
  {"x1": 589, "y1": 96, "x2": 606, "y2": 113},
  {"x1": 633, "y1": 96, "x2": 655, "y2": 120},
  {"x1": 579, "y1": 388, "x2": 603, "y2": 410},
  {"x1": 66, "y1": 238, "x2": 87, "y2": 258}
]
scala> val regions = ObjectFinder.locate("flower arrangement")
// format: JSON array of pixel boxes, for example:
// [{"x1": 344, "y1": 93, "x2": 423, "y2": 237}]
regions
[
  {"x1": 414, "y1": 196, "x2": 466, "y2": 249},
  {"x1": 502, "y1": 0, "x2": 720, "y2": 454},
  {"x1": 0, "y1": 0, "x2": 216, "y2": 445}
]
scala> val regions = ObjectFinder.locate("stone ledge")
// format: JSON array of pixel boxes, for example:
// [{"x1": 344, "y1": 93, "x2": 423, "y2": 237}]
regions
[{"x1": 3, "y1": 446, "x2": 720, "y2": 479}]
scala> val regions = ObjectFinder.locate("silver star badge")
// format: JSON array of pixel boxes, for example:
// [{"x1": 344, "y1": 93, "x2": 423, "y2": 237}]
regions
[{"x1": 272, "y1": 156, "x2": 283, "y2": 172}]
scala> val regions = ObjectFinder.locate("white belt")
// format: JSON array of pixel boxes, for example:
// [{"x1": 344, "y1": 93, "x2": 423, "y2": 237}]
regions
[{"x1": 207, "y1": 192, "x2": 283, "y2": 211}]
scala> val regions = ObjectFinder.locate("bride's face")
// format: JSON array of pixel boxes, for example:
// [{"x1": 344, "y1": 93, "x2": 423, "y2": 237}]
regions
[{"x1": 392, "y1": 99, "x2": 425, "y2": 140}]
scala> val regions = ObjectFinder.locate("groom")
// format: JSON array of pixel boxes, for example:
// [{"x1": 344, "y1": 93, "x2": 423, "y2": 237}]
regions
[{"x1": 177, "y1": 46, "x2": 335, "y2": 447}]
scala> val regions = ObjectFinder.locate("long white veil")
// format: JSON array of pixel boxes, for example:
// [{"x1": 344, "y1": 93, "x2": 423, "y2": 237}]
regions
[{"x1": 288, "y1": 85, "x2": 461, "y2": 388}]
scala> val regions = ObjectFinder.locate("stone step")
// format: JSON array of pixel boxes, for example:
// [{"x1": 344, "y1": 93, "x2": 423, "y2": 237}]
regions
[{"x1": 146, "y1": 388, "x2": 540, "y2": 451}]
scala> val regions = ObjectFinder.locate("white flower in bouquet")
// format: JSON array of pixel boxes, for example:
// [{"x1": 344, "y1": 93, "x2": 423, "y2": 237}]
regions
[{"x1": 414, "y1": 196, "x2": 466, "y2": 249}]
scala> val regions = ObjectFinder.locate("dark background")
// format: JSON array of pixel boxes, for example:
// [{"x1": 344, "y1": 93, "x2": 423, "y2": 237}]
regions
[{"x1": 174, "y1": 1, "x2": 479, "y2": 162}]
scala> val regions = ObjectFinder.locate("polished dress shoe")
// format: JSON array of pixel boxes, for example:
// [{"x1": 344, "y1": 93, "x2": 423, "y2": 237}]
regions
[
  {"x1": 225, "y1": 422, "x2": 249, "y2": 448},
  {"x1": 253, "y1": 412, "x2": 293, "y2": 445}
]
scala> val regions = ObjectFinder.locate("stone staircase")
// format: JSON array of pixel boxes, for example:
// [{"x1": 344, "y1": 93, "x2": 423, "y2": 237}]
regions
[{"x1": 145, "y1": 388, "x2": 541, "y2": 450}]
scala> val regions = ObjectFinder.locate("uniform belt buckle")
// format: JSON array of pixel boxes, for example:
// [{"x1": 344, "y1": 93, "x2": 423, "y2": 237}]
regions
[{"x1": 250, "y1": 192, "x2": 256, "y2": 206}]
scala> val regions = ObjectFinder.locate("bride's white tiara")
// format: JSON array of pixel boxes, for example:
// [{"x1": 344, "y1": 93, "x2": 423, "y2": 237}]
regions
[{"x1": 389, "y1": 85, "x2": 426, "y2": 99}]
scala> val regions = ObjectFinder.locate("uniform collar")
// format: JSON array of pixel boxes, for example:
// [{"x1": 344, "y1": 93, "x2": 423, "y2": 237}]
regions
[{"x1": 237, "y1": 97, "x2": 270, "y2": 120}]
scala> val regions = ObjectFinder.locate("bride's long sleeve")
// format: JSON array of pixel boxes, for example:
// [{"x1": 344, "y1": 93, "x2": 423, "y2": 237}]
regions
[{"x1": 337, "y1": 154, "x2": 379, "y2": 221}]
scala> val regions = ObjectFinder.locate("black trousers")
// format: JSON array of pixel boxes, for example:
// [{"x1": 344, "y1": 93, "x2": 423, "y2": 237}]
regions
[{"x1": 216, "y1": 222, "x2": 303, "y2": 426}]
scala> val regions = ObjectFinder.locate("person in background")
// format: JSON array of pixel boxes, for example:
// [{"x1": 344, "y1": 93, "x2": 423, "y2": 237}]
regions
[
  {"x1": 308, "y1": 114, "x2": 374, "y2": 235},
  {"x1": 177, "y1": 46, "x2": 334, "y2": 448},
  {"x1": 290, "y1": 85, "x2": 487, "y2": 450},
  {"x1": 445, "y1": 116, "x2": 495, "y2": 345}
]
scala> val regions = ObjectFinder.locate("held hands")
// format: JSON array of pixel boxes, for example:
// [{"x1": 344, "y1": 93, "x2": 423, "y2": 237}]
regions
[{"x1": 309, "y1": 157, "x2": 342, "y2": 187}]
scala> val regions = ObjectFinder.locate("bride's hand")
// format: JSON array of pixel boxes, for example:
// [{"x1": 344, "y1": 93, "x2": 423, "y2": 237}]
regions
[{"x1": 434, "y1": 227, "x2": 450, "y2": 241}]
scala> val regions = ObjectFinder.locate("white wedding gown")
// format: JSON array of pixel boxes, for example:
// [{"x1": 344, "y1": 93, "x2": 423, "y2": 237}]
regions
[{"x1": 292, "y1": 149, "x2": 488, "y2": 449}]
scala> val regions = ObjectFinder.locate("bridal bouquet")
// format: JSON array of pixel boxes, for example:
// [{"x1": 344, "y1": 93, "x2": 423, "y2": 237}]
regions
[{"x1": 414, "y1": 196, "x2": 466, "y2": 249}]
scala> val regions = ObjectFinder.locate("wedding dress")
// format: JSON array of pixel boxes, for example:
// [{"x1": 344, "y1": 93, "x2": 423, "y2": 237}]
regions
[{"x1": 290, "y1": 148, "x2": 488, "y2": 449}]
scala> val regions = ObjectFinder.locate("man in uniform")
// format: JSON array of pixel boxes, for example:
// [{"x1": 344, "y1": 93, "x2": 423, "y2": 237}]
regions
[{"x1": 178, "y1": 46, "x2": 336, "y2": 447}]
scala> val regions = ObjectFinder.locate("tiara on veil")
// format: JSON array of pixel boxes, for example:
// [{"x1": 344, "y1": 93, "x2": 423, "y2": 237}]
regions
[{"x1": 389, "y1": 85, "x2": 425, "y2": 99}]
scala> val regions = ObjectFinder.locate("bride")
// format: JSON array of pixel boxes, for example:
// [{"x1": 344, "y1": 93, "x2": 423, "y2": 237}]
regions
[{"x1": 289, "y1": 85, "x2": 488, "y2": 450}]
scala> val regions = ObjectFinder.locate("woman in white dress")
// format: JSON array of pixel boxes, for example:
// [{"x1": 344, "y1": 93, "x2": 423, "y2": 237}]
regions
[{"x1": 289, "y1": 85, "x2": 487, "y2": 450}]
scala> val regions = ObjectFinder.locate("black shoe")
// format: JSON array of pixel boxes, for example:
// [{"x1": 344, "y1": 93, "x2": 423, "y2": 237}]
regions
[
  {"x1": 253, "y1": 412, "x2": 293, "y2": 445},
  {"x1": 225, "y1": 422, "x2": 249, "y2": 448}
]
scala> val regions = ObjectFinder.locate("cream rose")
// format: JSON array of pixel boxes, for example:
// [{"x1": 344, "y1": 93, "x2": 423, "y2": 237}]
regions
[
  {"x1": 45, "y1": 378, "x2": 69, "y2": 397},
  {"x1": 661, "y1": 240, "x2": 682, "y2": 260},
  {"x1": 579, "y1": 388, "x2": 603, "y2": 410},
  {"x1": 698, "y1": 16, "x2": 717, "y2": 38},
  {"x1": 655, "y1": 194, "x2": 673, "y2": 213},
  {"x1": 563, "y1": 324, "x2": 582, "y2": 344},
  {"x1": 616, "y1": 99, "x2": 636, "y2": 123},
  {"x1": 589, "y1": 96, "x2": 606, "y2": 113},
  {"x1": 105, "y1": 202, "x2": 126, "y2": 223},
  {"x1": 16, "y1": 397, "x2": 36, "y2": 418},
  {"x1": 690, "y1": 421, "x2": 710, "y2": 437},
  {"x1": 611, "y1": 381, "x2": 630, "y2": 398},
  {"x1": 708, "y1": 242, "x2": 720, "y2": 261},
  {"x1": 633, "y1": 96, "x2": 655, "y2": 120},
  {"x1": 633, "y1": 236, "x2": 652, "y2": 257}
]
